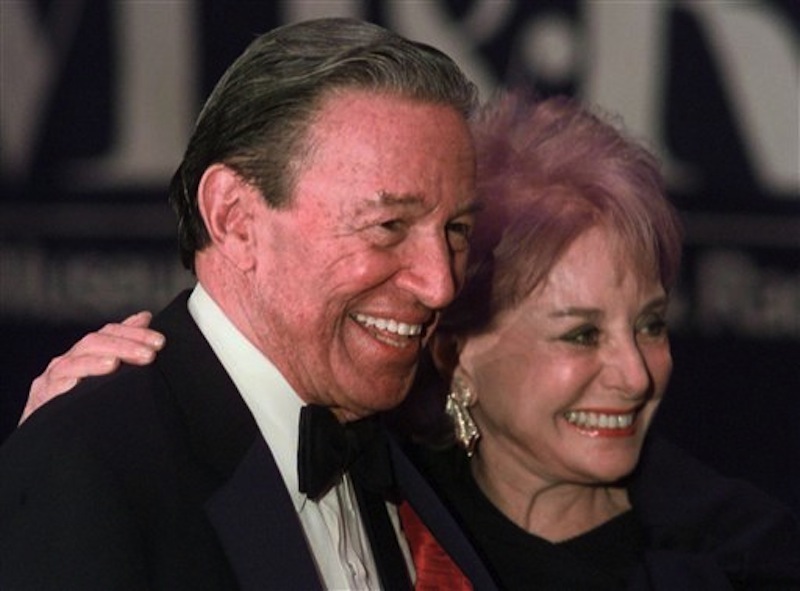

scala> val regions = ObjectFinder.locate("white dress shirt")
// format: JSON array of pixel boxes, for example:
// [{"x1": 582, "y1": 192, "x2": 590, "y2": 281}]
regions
[{"x1": 187, "y1": 284, "x2": 414, "y2": 590}]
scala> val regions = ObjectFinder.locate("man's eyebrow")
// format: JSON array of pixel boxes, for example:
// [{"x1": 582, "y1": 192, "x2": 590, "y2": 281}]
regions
[
  {"x1": 377, "y1": 190, "x2": 482, "y2": 216},
  {"x1": 355, "y1": 191, "x2": 481, "y2": 220},
  {"x1": 370, "y1": 190, "x2": 425, "y2": 209}
]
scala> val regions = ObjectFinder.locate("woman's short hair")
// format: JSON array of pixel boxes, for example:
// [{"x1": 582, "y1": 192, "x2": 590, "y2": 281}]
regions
[
  {"x1": 442, "y1": 91, "x2": 683, "y2": 335},
  {"x1": 170, "y1": 18, "x2": 479, "y2": 271}
]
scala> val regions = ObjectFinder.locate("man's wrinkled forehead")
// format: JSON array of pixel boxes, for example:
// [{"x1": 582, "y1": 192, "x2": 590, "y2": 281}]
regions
[
  {"x1": 347, "y1": 190, "x2": 479, "y2": 219},
  {"x1": 347, "y1": 191, "x2": 427, "y2": 217}
]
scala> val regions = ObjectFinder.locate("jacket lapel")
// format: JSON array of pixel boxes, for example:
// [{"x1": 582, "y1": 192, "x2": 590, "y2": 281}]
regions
[
  {"x1": 206, "y1": 437, "x2": 323, "y2": 591},
  {"x1": 151, "y1": 292, "x2": 323, "y2": 590}
]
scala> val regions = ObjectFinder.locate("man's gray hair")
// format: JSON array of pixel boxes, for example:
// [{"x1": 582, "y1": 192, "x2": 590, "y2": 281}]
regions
[{"x1": 170, "y1": 18, "x2": 479, "y2": 271}]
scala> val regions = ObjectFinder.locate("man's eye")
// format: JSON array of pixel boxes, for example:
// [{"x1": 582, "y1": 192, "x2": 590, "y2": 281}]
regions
[
  {"x1": 561, "y1": 325, "x2": 600, "y2": 347},
  {"x1": 380, "y1": 219, "x2": 404, "y2": 232},
  {"x1": 365, "y1": 219, "x2": 407, "y2": 247},
  {"x1": 446, "y1": 222, "x2": 472, "y2": 252}
]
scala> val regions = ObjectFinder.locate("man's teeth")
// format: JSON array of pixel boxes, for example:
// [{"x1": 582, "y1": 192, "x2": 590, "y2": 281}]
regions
[
  {"x1": 564, "y1": 410, "x2": 635, "y2": 430},
  {"x1": 353, "y1": 313, "x2": 423, "y2": 337}
]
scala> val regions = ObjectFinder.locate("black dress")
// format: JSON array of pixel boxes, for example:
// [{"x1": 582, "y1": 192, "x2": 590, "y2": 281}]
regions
[{"x1": 410, "y1": 436, "x2": 800, "y2": 590}]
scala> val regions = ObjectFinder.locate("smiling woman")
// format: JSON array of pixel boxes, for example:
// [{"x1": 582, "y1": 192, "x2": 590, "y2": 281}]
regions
[
  {"x1": 458, "y1": 225, "x2": 672, "y2": 509},
  {"x1": 403, "y1": 90, "x2": 800, "y2": 590}
]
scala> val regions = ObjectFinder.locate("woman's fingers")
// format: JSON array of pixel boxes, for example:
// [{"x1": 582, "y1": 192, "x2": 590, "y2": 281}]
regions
[{"x1": 19, "y1": 312, "x2": 166, "y2": 424}]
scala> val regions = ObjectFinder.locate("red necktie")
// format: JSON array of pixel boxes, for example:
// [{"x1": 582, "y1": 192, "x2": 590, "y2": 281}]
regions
[{"x1": 398, "y1": 501, "x2": 473, "y2": 591}]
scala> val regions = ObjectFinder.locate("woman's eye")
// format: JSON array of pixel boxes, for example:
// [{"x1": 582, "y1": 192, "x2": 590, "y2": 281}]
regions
[
  {"x1": 638, "y1": 315, "x2": 668, "y2": 338},
  {"x1": 561, "y1": 325, "x2": 600, "y2": 347}
]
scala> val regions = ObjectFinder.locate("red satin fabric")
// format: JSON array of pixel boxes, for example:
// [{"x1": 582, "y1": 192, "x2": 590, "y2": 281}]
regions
[{"x1": 399, "y1": 501, "x2": 473, "y2": 591}]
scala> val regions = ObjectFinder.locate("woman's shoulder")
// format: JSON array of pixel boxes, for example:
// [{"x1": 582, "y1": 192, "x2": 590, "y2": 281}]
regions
[
  {"x1": 629, "y1": 435, "x2": 800, "y2": 586},
  {"x1": 631, "y1": 435, "x2": 797, "y2": 524}
]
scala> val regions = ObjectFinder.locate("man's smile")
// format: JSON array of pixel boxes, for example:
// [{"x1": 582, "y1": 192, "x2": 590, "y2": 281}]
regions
[{"x1": 352, "y1": 312, "x2": 424, "y2": 347}]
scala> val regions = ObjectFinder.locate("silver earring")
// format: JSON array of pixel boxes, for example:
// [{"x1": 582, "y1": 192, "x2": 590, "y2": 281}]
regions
[{"x1": 445, "y1": 375, "x2": 480, "y2": 457}]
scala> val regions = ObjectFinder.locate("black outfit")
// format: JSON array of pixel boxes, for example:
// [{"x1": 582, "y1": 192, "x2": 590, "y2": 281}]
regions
[
  {"x1": 0, "y1": 292, "x2": 498, "y2": 591},
  {"x1": 411, "y1": 436, "x2": 800, "y2": 590}
]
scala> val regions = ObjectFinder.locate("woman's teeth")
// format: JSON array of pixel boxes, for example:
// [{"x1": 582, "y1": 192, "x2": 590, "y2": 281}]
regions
[{"x1": 564, "y1": 410, "x2": 635, "y2": 430}]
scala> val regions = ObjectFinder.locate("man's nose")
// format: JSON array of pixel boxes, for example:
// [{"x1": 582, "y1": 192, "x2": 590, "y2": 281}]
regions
[{"x1": 396, "y1": 235, "x2": 459, "y2": 310}]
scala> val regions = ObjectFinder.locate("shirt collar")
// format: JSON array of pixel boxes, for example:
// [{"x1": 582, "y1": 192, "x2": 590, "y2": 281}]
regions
[{"x1": 188, "y1": 283, "x2": 307, "y2": 511}]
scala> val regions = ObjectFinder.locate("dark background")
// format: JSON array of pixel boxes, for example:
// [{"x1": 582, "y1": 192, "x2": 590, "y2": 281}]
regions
[{"x1": 2, "y1": 1, "x2": 798, "y2": 513}]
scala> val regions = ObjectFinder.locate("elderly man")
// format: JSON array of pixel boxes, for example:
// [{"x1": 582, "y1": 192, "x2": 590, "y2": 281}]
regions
[{"x1": 0, "y1": 18, "x2": 496, "y2": 591}]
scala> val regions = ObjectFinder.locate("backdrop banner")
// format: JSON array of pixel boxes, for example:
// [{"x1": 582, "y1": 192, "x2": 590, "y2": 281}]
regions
[{"x1": 2, "y1": 0, "x2": 798, "y2": 512}]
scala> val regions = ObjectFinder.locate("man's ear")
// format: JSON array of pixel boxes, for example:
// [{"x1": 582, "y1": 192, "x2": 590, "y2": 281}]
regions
[{"x1": 196, "y1": 164, "x2": 260, "y2": 271}]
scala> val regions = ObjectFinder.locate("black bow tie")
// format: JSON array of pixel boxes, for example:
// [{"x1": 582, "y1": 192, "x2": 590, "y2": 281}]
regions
[{"x1": 297, "y1": 405, "x2": 395, "y2": 500}]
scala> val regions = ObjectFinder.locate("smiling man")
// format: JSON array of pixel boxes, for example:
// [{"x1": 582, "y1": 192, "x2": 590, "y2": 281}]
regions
[
  {"x1": 230, "y1": 91, "x2": 477, "y2": 421},
  {"x1": 0, "y1": 18, "x2": 497, "y2": 591}
]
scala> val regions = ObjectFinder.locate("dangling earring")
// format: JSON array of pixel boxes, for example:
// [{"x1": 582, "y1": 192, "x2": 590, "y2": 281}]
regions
[{"x1": 445, "y1": 375, "x2": 480, "y2": 457}]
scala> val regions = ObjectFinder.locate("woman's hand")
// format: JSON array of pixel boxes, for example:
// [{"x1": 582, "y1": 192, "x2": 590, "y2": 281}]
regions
[{"x1": 20, "y1": 311, "x2": 166, "y2": 424}]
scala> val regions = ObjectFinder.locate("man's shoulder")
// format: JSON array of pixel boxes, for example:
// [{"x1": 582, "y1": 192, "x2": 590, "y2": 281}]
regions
[
  {"x1": 1, "y1": 362, "x2": 170, "y2": 474},
  {"x1": 10, "y1": 289, "x2": 199, "y2": 447},
  {"x1": 30, "y1": 356, "x2": 165, "y2": 426}
]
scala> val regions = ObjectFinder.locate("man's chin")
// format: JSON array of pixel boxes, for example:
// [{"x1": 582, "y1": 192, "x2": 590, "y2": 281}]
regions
[{"x1": 346, "y1": 381, "x2": 414, "y2": 418}]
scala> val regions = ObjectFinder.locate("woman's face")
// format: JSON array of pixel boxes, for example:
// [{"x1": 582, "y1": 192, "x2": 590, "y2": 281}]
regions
[{"x1": 459, "y1": 226, "x2": 672, "y2": 487}]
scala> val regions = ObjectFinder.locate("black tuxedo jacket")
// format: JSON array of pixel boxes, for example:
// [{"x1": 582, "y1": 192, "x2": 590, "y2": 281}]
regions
[{"x1": 0, "y1": 291, "x2": 497, "y2": 591}]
